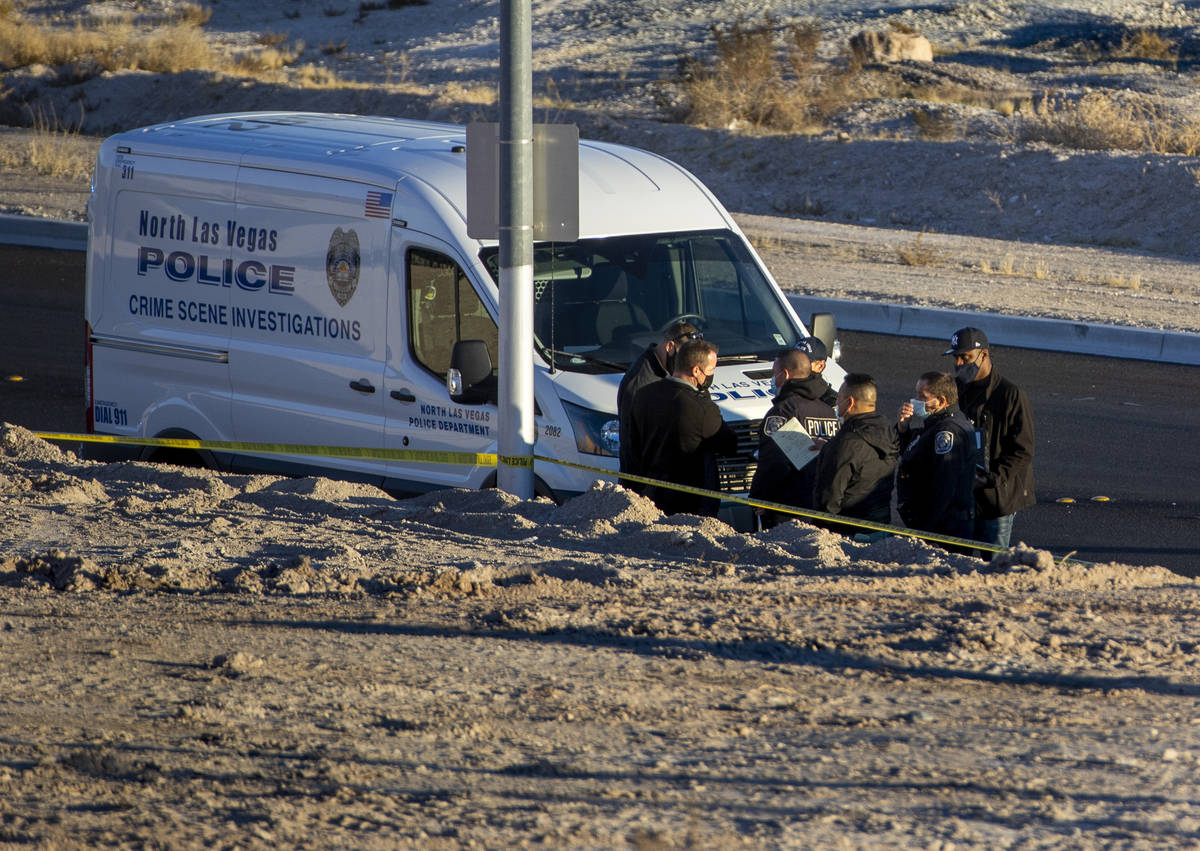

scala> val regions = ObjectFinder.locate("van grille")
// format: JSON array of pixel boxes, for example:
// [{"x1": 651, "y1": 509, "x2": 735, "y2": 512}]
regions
[{"x1": 717, "y1": 418, "x2": 762, "y2": 493}]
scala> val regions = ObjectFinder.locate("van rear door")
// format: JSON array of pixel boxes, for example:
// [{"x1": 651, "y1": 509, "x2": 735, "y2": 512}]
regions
[
  {"x1": 383, "y1": 236, "x2": 498, "y2": 491},
  {"x1": 90, "y1": 150, "x2": 238, "y2": 442},
  {"x1": 227, "y1": 170, "x2": 388, "y2": 480}
]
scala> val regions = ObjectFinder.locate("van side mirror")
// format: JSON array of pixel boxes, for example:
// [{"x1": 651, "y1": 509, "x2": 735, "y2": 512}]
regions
[
  {"x1": 809, "y1": 312, "x2": 840, "y2": 360},
  {"x1": 447, "y1": 340, "x2": 498, "y2": 405}
]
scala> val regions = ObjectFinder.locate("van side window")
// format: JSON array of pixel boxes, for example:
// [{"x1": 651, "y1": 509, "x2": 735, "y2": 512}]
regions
[{"x1": 407, "y1": 248, "x2": 498, "y2": 379}]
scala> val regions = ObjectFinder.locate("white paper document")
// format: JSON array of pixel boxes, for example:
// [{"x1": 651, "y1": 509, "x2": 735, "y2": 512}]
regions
[{"x1": 769, "y1": 417, "x2": 820, "y2": 470}]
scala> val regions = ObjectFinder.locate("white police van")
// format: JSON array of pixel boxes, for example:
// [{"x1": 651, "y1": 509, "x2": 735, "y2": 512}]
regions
[{"x1": 85, "y1": 111, "x2": 841, "y2": 508}]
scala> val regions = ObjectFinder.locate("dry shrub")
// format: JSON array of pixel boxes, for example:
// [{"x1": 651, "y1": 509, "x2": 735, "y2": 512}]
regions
[
  {"x1": 677, "y1": 17, "x2": 856, "y2": 132},
  {"x1": 0, "y1": 10, "x2": 316, "y2": 81},
  {"x1": 0, "y1": 14, "x2": 215, "y2": 73},
  {"x1": 27, "y1": 106, "x2": 92, "y2": 178},
  {"x1": 0, "y1": 106, "x2": 94, "y2": 179},
  {"x1": 1118, "y1": 29, "x2": 1176, "y2": 62},
  {"x1": 292, "y1": 63, "x2": 344, "y2": 88},
  {"x1": 904, "y1": 80, "x2": 1032, "y2": 116},
  {"x1": 1018, "y1": 92, "x2": 1200, "y2": 155},
  {"x1": 896, "y1": 230, "x2": 938, "y2": 266},
  {"x1": 912, "y1": 107, "x2": 957, "y2": 140},
  {"x1": 1101, "y1": 272, "x2": 1141, "y2": 290},
  {"x1": 233, "y1": 42, "x2": 304, "y2": 73},
  {"x1": 135, "y1": 24, "x2": 217, "y2": 72},
  {"x1": 173, "y1": 3, "x2": 213, "y2": 27},
  {"x1": 1074, "y1": 28, "x2": 1177, "y2": 63},
  {"x1": 256, "y1": 31, "x2": 291, "y2": 48},
  {"x1": 438, "y1": 81, "x2": 497, "y2": 107}
]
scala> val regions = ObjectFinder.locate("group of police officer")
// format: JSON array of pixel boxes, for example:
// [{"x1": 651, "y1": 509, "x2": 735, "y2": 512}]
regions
[{"x1": 617, "y1": 324, "x2": 1035, "y2": 551}]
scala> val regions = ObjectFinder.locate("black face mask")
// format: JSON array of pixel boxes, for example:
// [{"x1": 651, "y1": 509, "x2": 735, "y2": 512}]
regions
[
  {"x1": 697, "y1": 372, "x2": 714, "y2": 392},
  {"x1": 664, "y1": 350, "x2": 677, "y2": 375},
  {"x1": 955, "y1": 361, "x2": 981, "y2": 384}
]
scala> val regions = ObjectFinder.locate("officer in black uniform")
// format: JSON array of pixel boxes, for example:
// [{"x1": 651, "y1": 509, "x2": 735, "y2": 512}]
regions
[
  {"x1": 895, "y1": 371, "x2": 976, "y2": 540},
  {"x1": 800, "y1": 336, "x2": 838, "y2": 402},
  {"x1": 616, "y1": 321, "x2": 701, "y2": 487},
  {"x1": 749, "y1": 340, "x2": 839, "y2": 527},
  {"x1": 627, "y1": 339, "x2": 737, "y2": 517}
]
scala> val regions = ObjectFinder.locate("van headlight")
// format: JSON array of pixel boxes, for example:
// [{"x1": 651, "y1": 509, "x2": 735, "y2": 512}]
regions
[{"x1": 562, "y1": 401, "x2": 620, "y2": 457}]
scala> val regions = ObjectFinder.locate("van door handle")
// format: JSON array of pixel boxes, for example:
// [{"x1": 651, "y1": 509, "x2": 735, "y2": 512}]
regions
[
  {"x1": 390, "y1": 389, "x2": 416, "y2": 402},
  {"x1": 349, "y1": 379, "x2": 376, "y2": 394}
]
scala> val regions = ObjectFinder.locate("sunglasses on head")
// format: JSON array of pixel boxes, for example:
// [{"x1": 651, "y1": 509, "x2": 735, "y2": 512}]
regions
[{"x1": 675, "y1": 331, "x2": 703, "y2": 342}]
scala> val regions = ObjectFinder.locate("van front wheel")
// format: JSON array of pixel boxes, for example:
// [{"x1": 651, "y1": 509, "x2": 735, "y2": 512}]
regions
[{"x1": 140, "y1": 430, "x2": 218, "y2": 471}]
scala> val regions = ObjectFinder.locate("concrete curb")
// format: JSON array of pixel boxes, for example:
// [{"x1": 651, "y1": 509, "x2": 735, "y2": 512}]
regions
[
  {"x1": 0, "y1": 214, "x2": 87, "y2": 252},
  {"x1": 790, "y1": 295, "x2": 1200, "y2": 367},
  {"x1": 1, "y1": 215, "x2": 1196, "y2": 366}
]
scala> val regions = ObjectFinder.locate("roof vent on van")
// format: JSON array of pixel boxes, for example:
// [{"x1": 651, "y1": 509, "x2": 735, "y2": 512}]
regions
[{"x1": 451, "y1": 145, "x2": 465, "y2": 154}]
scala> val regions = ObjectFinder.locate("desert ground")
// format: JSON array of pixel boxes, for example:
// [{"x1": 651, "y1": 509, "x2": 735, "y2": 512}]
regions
[{"x1": 2, "y1": 1, "x2": 1200, "y2": 847}]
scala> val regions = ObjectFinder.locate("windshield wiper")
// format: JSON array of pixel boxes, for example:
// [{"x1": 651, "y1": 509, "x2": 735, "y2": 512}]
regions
[{"x1": 543, "y1": 348, "x2": 627, "y2": 372}]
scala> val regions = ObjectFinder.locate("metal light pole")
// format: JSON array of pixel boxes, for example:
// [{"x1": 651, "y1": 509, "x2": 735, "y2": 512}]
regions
[{"x1": 496, "y1": 0, "x2": 535, "y2": 498}]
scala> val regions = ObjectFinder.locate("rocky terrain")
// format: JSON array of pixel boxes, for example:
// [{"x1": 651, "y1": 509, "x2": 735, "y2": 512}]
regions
[
  {"x1": 2, "y1": 2, "x2": 1200, "y2": 846},
  {"x1": 2, "y1": 424, "x2": 1199, "y2": 848},
  {"x1": 4, "y1": 0, "x2": 1200, "y2": 332}
]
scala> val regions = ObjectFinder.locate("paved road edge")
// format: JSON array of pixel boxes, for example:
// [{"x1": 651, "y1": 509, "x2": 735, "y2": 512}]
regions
[
  {"x1": 788, "y1": 295, "x2": 1200, "y2": 367},
  {"x1": 4, "y1": 214, "x2": 1197, "y2": 366},
  {"x1": 1, "y1": 213, "x2": 88, "y2": 252}
]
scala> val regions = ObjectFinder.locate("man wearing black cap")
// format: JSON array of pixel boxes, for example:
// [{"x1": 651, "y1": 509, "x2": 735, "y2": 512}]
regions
[
  {"x1": 793, "y1": 336, "x2": 838, "y2": 405},
  {"x1": 945, "y1": 327, "x2": 1035, "y2": 549}
]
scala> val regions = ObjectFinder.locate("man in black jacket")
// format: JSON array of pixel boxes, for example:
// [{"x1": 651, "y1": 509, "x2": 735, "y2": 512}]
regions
[
  {"x1": 944, "y1": 327, "x2": 1035, "y2": 548},
  {"x1": 798, "y1": 337, "x2": 838, "y2": 402},
  {"x1": 616, "y1": 321, "x2": 701, "y2": 485},
  {"x1": 895, "y1": 371, "x2": 976, "y2": 540},
  {"x1": 749, "y1": 344, "x2": 839, "y2": 527},
  {"x1": 812, "y1": 373, "x2": 898, "y2": 526},
  {"x1": 627, "y1": 339, "x2": 737, "y2": 517}
]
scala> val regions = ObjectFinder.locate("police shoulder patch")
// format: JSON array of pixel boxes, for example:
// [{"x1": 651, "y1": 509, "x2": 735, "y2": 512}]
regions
[
  {"x1": 762, "y1": 415, "x2": 786, "y2": 437},
  {"x1": 934, "y1": 430, "x2": 955, "y2": 455}
]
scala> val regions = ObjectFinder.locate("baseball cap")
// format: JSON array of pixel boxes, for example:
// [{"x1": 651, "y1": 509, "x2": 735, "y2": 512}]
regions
[
  {"x1": 794, "y1": 336, "x2": 828, "y2": 362},
  {"x1": 944, "y1": 327, "x2": 988, "y2": 355}
]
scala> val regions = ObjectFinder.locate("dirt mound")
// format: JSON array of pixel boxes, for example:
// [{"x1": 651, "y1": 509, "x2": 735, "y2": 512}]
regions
[{"x1": 552, "y1": 481, "x2": 663, "y2": 529}]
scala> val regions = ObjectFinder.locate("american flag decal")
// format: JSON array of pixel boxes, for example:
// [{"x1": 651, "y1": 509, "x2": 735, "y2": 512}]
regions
[{"x1": 364, "y1": 190, "x2": 393, "y2": 218}]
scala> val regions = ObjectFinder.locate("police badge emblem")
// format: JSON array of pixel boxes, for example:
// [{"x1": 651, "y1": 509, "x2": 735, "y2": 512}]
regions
[
  {"x1": 762, "y1": 415, "x2": 786, "y2": 437},
  {"x1": 934, "y1": 430, "x2": 955, "y2": 455},
  {"x1": 326, "y1": 227, "x2": 361, "y2": 307}
]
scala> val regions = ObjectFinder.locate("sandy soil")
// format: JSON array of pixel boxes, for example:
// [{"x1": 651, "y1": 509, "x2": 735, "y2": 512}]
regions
[
  {"x1": 3, "y1": 424, "x2": 1200, "y2": 848},
  {"x1": 2, "y1": 2, "x2": 1200, "y2": 847}
]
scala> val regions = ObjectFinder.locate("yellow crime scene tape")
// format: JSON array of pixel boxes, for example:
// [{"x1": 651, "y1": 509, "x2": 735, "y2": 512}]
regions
[
  {"x1": 33, "y1": 431, "x2": 532, "y2": 469},
  {"x1": 34, "y1": 430, "x2": 1084, "y2": 564}
]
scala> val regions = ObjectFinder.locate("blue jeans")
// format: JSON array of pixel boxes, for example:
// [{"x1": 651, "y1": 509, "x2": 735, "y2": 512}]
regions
[{"x1": 975, "y1": 513, "x2": 1015, "y2": 549}]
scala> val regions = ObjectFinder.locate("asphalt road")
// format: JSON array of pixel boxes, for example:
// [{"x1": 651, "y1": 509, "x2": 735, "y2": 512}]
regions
[
  {"x1": 2, "y1": 245, "x2": 1197, "y2": 576},
  {"x1": 839, "y1": 329, "x2": 1200, "y2": 577}
]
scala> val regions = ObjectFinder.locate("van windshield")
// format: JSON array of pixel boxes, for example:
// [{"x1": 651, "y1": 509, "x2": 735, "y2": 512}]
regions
[{"x1": 480, "y1": 229, "x2": 799, "y2": 374}]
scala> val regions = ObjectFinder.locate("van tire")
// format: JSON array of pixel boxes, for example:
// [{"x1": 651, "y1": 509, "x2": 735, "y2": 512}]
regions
[{"x1": 140, "y1": 430, "x2": 218, "y2": 471}]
